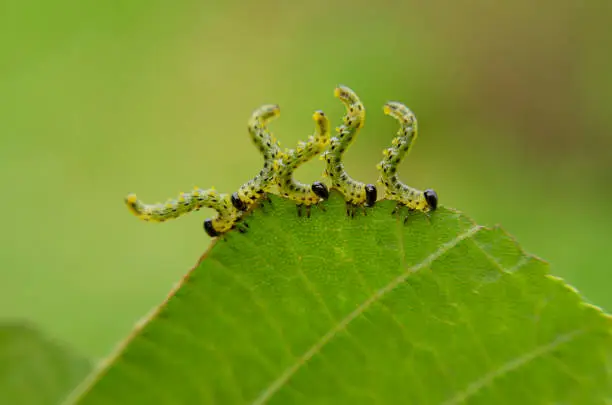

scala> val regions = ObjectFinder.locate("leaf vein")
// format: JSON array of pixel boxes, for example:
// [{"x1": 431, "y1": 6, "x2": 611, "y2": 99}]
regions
[
  {"x1": 440, "y1": 329, "x2": 584, "y2": 405},
  {"x1": 250, "y1": 224, "x2": 483, "y2": 405}
]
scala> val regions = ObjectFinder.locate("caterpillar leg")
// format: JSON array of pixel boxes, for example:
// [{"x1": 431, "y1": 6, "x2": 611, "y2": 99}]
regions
[
  {"x1": 233, "y1": 104, "x2": 282, "y2": 212},
  {"x1": 391, "y1": 202, "x2": 403, "y2": 216},
  {"x1": 391, "y1": 194, "x2": 437, "y2": 225},
  {"x1": 345, "y1": 202, "x2": 370, "y2": 218},
  {"x1": 296, "y1": 204, "x2": 320, "y2": 219},
  {"x1": 259, "y1": 193, "x2": 274, "y2": 212},
  {"x1": 345, "y1": 202, "x2": 356, "y2": 218},
  {"x1": 235, "y1": 221, "x2": 249, "y2": 233},
  {"x1": 277, "y1": 110, "x2": 331, "y2": 216},
  {"x1": 403, "y1": 207, "x2": 435, "y2": 225},
  {"x1": 345, "y1": 201, "x2": 360, "y2": 218},
  {"x1": 377, "y1": 101, "x2": 439, "y2": 214},
  {"x1": 389, "y1": 202, "x2": 413, "y2": 225},
  {"x1": 324, "y1": 85, "x2": 378, "y2": 215},
  {"x1": 341, "y1": 183, "x2": 376, "y2": 218}
]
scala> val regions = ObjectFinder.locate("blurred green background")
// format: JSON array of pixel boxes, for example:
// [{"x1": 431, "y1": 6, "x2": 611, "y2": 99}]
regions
[{"x1": 1, "y1": 0, "x2": 610, "y2": 361}]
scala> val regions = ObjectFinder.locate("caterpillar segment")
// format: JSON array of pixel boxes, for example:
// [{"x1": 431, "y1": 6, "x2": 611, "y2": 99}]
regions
[
  {"x1": 377, "y1": 101, "x2": 438, "y2": 219},
  {"x1": 323, "y1": 85, "x2": 377, "y2": 217},
  {"x1": 232, "y1": 104, "x2": 282, "y2": 212},
  {"x1": 276, "y1": 110, "x2": 331, "y2": 217},
  {"x1": 124, "y1": 187, "x2": 245, "y2": 238}
]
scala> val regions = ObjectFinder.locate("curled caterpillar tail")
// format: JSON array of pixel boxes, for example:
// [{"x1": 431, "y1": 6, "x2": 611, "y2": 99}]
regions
[
  {"x1": 313, "y1": 110, "x2": 330, "y2": 143},
  {"x1": 233, "y1": 104, "x2": 282, "y2": 211},
  {"x1": 277, "y1": 110, "x2": 331, "y2": 213},
  {"x1": 323, "y1": 85, "x2": 377, "y2": 215},
  {"x1": 334, "y1": 85, "x2": 365, "y2": 130},
  {"x1": 248, "y1": 104, "x2": 281, "y2": 154},
  {"x1": 377, "y1": 101, "x2": 438, "y2": 213},
  {"x1": 124, "y1": 187, "x2": 242, "y2": 237},
  {"x1": 125, "y1": 193, "x2": 145, "y2": 219}
]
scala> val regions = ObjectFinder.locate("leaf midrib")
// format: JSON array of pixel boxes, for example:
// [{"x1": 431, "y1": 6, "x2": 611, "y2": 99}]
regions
[{"x1": 250, "y1": 224, "x2": 483, "y2": 405}]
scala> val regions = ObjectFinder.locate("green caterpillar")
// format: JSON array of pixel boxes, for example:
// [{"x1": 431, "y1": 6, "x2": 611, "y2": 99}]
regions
[
  {"x1": 323, "y1": 85, "x2": 377, "y2": 217},
  {"x1": 125, "y1": 188, "x2": 244, "y2": 237},
  {"x1": 231, "y1": 104, "x2": 282, "y2": 211},
  {"x1": 275, "y1": 110, "x2": 330, "y2": 217},
  {"x1": 377, "y1": 101, "x2": 438, "y2": 214}
]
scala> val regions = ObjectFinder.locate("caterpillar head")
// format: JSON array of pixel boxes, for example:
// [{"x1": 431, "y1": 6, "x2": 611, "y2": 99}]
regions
[
  {"x1": 311, "y1": 181, "x2": 329, "y2": 201},
  {"x1": 231, "y1": 192, "x2": 247, "y2": 211},
  {"x1": 424, "y1": 189, "x2": 438, "y2": 211},
  {"x1": 203, "y1": 219, "x2": 220, "y2": 238},
  {"x1": 364, "y1": 184, "x2": 377, "y2": 207}
]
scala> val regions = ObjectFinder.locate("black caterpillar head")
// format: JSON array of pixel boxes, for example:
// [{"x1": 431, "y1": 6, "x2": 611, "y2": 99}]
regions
[
  {"x1": 424, "y1": 189, "x2": 438, "y2": 211},
  {"x1": 311, "y1": 181, "x2": 329, "y2": 200},
  {"x1": 203, "y1": 219, "x2": 220, "y2": 237},
  {"x1": 364, "y1": 184, "x2": 377, "y2": 207},
  {"x1": 231, "y1": 192, "x2": 247, "y2": 211}
]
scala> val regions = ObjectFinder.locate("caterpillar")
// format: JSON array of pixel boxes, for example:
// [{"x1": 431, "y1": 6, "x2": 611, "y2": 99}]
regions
[
  {"x1": 125, "y1": 187, "x2": 244, "y2": 237},
  {"x1": 377, "y1": 101, "x2": 438, "y2": 214},
  {"x1": 231, "y1": 104, "x2": 282, "y2": 211},
  {"x1": 275, "y1": 110, "x2": 331, "y2": 217},
  {"x1": 322, "y1": 85, "x2": 377, "y2": 217}
]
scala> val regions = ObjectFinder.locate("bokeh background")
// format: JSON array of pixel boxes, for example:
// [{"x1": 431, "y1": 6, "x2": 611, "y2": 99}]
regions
[{"x1": 1, "y1": 0, "x2": 610, "y2": 361}]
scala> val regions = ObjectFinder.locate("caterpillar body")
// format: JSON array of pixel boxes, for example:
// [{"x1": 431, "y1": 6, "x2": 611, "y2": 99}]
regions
[
  {"x1": 377, "y1": 101, "x2": 438, "y2": 213},
  {"x1": 125, "y1": 188, "x2": 243, "y2": 237},
  {"x1": 275, "y1": 110, "x2": 331, "y2": 216},
  {"x1": 232, "y1": 104, "x2": 282, "y2": 211},
  {"x1": 323, "y1": 85, "x2": 377, "y2": 216}
]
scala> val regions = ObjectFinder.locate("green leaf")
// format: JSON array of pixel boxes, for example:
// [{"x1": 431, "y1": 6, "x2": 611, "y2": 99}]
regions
[
  {"x1": 69, "y1": 192, "x2": 611, "y2": 404},
  {"x1": 0, "y1": 321, "x2": 91, "y2": 405}
]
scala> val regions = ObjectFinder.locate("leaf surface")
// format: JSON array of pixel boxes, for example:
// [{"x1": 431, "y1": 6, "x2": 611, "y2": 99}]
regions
[
  {"x1": 70, "y1": 192, "x2": 611, "y2": 404},
  {"x1": 0, "y1": 322, "x2": 90, "y2": 405}
]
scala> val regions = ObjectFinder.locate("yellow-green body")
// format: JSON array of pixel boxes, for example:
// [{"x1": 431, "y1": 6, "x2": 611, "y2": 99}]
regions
[
  {"x1": 276, "y1": 111, "x2": 330, "y2": 206},
  {"x1": 236, "y1": 104, "x2": 282, "y2": 208},
  {"x1": 377, "y1": 102, "x2": 432, "y2": 212},
  {"x1": 323, "y1": 85, "x2": 373, "y2": 206},
  {"x1": 125, "y1": 188, "x2": 241, "y2": 234}
]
